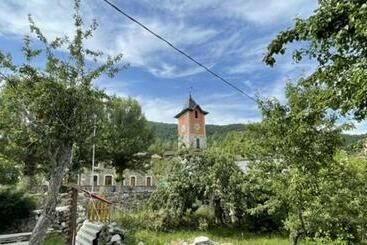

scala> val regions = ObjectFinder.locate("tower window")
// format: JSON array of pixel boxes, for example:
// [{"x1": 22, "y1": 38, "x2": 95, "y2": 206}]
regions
[
  {"x1": 195, "y1": 111, "x2": 198, "y2": 118},
  {"x1": 196, "y1": 138, "x2": 200, "y2": 149}
]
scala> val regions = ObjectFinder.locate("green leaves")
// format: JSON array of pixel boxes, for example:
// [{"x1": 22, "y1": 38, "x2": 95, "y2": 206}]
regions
[
  {"x1": 96, "y1": 97, "x2": 154, "y2": 176},
  {"x1": 264, "y1": 0, "x2": 367, "y2": 120}
]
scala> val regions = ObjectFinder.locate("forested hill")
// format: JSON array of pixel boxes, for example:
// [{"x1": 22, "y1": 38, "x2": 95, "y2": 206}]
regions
[
  {"x1": 148, "y1": 121, "x2": 247, "y2": 142},
  {"x1": 148, "y1": 121, "x2": 365, "y2": 147}
]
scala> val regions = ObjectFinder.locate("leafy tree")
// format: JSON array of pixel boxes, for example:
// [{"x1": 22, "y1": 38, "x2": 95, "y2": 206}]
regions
[
  {"x1": 264, "y1": 0, "x2": 367, "y2": 120},
  {"x1": 98, "y1": 97, "x2": 154, "y2": 179},
  {"x1": 0, "y1": 0, "x2": 125, "y2": 243},
  {"x1": 149, "y1": 150, "x2": 249, "y2": 226},
  {"x1": 0, "y1": 89, "x2": 47, "y2": 188},
  {"x1": 247, "y1": 83, "x2": 367, "y2": 243},
  {"x1": 0, "y1": 155, "x2": 20, "y2": 186}
]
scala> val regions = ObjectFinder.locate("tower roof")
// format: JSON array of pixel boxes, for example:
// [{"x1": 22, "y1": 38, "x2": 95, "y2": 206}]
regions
[{"x1": 174, "y1": 94, "x2": 208, "y2": 118}]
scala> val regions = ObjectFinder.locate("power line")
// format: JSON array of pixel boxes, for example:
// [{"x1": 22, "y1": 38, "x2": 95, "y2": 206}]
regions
[{"x1": 102, "y1": 0, "x2": 257, "y2": 102}]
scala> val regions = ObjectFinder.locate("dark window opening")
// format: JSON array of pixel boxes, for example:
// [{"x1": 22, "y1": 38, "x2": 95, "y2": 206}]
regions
[
  {"x1": 196, "y1": 138, "x2": 200, "y2": 149},
  {"x1": 195, "y1": 111, "x2": 198, "y2": 118},
  {"x1": 93, "y1": 175, "x2": 98, "y2": 186},
  {"x1": 146, "y1": 177, "x2": 152, "y2": 187},
  {"x1": 130, "y1": 176, "x2": 136, "y2": 187},
  {"x1": 105, "y1": 176, "x2": 112, "y2": 186}
]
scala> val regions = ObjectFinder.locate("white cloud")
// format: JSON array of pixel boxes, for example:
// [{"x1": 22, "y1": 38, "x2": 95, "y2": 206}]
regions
[
  {"x1": 220, "y1": 0, "x2": 317, "y2": 25},
  {"x1": 0, "y1": 0, "x2": 318, "y2": 80},
  {"x1": 136, "y1": 96, "x2": 180, "y2": 123},
  {"x1": 344, "y1": 121, "x2": 367, "y2": 135},
  {"x1": 144, "y1": 0, "x2": 317, "y2": 25},
  {"x1": 0, "y1": 0, "x2": 218, "y2": 79}
]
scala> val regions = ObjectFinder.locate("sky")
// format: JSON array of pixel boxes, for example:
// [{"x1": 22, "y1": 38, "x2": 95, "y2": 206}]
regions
[{"x1": 0, "y1": 0, "x2": 366, "y2": 134}]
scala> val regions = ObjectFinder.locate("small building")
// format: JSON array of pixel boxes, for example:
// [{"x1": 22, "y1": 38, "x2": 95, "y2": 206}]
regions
[{"x1": 175, "y1": 94, "x2": 208, "y2": 149}]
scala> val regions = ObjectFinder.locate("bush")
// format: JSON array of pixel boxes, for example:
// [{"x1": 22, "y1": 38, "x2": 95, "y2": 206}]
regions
[
  {"x1": 116, "y1": 209, "x2": 180, "y2": 232},
  {"x1": 0, "y1": 188, "x2": 36, "y2": 232},
  {"x1": 116, "y1": 205, "x2": 216, "y2": 232}
]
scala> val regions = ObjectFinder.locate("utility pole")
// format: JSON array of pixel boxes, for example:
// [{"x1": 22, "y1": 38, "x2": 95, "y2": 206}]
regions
[{"x1": 90, "y1": 115, "x2": 97, "y2": 193}]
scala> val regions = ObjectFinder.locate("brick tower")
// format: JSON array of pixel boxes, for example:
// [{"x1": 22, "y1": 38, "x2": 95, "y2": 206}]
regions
[{"x1": 175, "y1": 94, "x2": 208, "y2": 149}]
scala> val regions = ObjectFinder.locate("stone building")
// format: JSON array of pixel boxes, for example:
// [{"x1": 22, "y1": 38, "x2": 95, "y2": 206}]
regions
[
  {"x1": 78, "y1": 162, "x2": 154, "y2": 191},
  {"x1": 175, "y1": 94, "x2": 208, "y2": 149}
]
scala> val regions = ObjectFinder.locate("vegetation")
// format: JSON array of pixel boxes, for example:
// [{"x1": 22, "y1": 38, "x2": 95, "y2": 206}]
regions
[
  {"x1": 0, "y1": 0, "x2": 367, "y2": 244},
  {"x1": 128, "y1": 228, "x2": 287, "y2": 245},
  {"x1": 149, "y1": 121, "x2": 248, "y2": 148},
  {"x1": 44, "y1": 233, "x2": 65, "y2": 245},
  {"x1": 0, "y1": 0, "x2": 125, "y2": 243},
  {"x1": 97, "y1": 97, "x2": 154, "y2": 178},
  {"x1": 0, "y1": 188, "x2": 36, "y2": 232},
  {"x1": 264, "y1": 0, "x2": 367, "y2": 121},
  {"x1": 149, "y1": 121, "x2": 365, "y2": 151},
  {"x1": 143, "y1": 83, "x2": 367, "y2": 244}
]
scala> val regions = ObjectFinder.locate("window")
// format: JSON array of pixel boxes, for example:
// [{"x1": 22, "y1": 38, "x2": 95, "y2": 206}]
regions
[
  {"x1": 196, "y1": 138, "x2": 200, "y2": 149},
  {"x1": 93, "y1": 175, "x2": 98, "y2": 186},
  {"x1": 146, "y1": 176, "x2": 152, "y2": 187},
  {"x1": 195, "y1": 110, "x2": 198, "y2": 118},
  {"x1": 122, "y1": 176, "x2": 127, "y2": 186},
  {"x1": 105, "y1": 175, "x2": 112, "y2": 186},
  {"x1": 130, "y1": 176, "x2": 136, "y2": 187}
]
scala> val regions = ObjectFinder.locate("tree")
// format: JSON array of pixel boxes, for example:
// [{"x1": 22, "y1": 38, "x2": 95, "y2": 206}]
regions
[
  {"x1": 246, "y1": 83, "x2": 367, "y2": 243},
  {"x1": 0, "y1": 0, "x2": 125, "y2": 243},
  {"x1": 149, "y1": 150, "x2": 249, "y2": 226},
  {"x1": 0, "y1": 89, "x2": 47, "y2": 188},
  {"x1": 0, "y1": 155, "x2": 20, "y2": 186},
  {"x1": 264, "y1": 0, "x2": 367, "y2": 120},
  {"x1": 98, "y1": 97, "x2": 154, "y2": 179}
]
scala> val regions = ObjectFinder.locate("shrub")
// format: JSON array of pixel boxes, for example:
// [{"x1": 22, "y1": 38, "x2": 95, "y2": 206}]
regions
[
  {"x1": 0, "y1": 188, "x2": 36, "y2": 232},
  {"x1": 116, "y1": 205, "x2": 217, "y2": 232},
  {"x1": 116, "y1": 209, "x2": 180, "y2": 232}
]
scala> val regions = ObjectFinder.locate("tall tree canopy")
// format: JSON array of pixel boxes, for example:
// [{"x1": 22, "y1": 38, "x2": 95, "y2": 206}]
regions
[
  {"x1": 0, "y1": 0, "x2": 125, "y2": 243},
  {"x1": 98, "y1": 97, "x2": 154, "y2": 177},
  {"x1": 247, "y1": 84, "x2": 367, "y2": 244},
  {"x1": 264, "y1": 0, "x2": 367, "y2": 120}
]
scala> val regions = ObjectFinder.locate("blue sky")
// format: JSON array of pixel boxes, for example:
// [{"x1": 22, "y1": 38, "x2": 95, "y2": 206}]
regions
[{"x1": 1, "y1": 0, "x2": 366, "y2": 134}]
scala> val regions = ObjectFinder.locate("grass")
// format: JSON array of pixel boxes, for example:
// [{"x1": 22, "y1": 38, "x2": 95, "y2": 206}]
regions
[
  {"x1": 127, "y1": 227, "x2": 288, "y2": 245},
  {"x1": 44, "y1": 233, "x2": 65, "y2": 245}
]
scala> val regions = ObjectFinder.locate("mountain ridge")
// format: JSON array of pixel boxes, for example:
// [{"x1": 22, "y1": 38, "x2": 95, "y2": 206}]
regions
[{"x1": 148, "y1": 121, "x2": 366, "y2": 148}]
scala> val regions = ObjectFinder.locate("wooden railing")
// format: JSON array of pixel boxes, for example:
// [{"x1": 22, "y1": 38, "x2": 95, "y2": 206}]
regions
[
  {"x1": 66, "y1": 183, "x2": 113, "y2": 224},
  {"x1": 86, "y1": 199, "x2": 111, "y2": 223}
]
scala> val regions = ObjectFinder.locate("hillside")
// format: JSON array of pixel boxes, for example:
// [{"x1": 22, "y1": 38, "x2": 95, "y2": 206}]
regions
[
  {"x1": 149, "y1": 121, "x2": 365, "y2": 148},
  {"x1": 148, "y1": 121, "x2": 247, "y2": 142}
]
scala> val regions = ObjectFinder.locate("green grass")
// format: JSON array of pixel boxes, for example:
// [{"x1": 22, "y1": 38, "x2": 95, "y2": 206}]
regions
[
  {"x1": 44, "y1": 233, "x2": 65, "y2": 245},
  {"x1": 127, "y1": 227, "x2": 288, "y2": 245}
]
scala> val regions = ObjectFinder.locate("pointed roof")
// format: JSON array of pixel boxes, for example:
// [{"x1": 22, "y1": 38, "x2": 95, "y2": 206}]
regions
[{"x1": 174, "y1": 94, "x2": 208, "y2": 118}]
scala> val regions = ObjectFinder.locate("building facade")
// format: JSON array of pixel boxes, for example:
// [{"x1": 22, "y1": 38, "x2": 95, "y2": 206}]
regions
[
  {"x1": 175, "y1": 95, "x2": 208, "y2": 149},
  {"x1": 78, "y1": 162, "x2": 154, "y2": 191}
]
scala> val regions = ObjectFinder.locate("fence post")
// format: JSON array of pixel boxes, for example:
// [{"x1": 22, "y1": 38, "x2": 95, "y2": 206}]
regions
[{"x1": 66, "y1": 187, "x2": 78, "y2": 245}]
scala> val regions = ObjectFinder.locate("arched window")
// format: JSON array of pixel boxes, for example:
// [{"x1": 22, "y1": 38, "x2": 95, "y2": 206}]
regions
[
  {"x1": 195, "y1": 110, "x2": 198, "y2": 118},
  {"x1": 146, "y1": 176, "x2": 152, "y2": 187},
  {"x1": 196, "y1": 138, "x2": 200, "y2": 149}
]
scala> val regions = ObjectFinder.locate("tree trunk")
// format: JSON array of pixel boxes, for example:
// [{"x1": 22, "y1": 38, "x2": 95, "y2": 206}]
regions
[
  {"x1": 289, "y1": 230, "x2": 300, "y2": 245},
  {"x1": 213, "y1": 197, "x2": 225, "y2": 225},
  {"x1": 29, "y1": 144, "x2": 72, "y2": 245}
]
